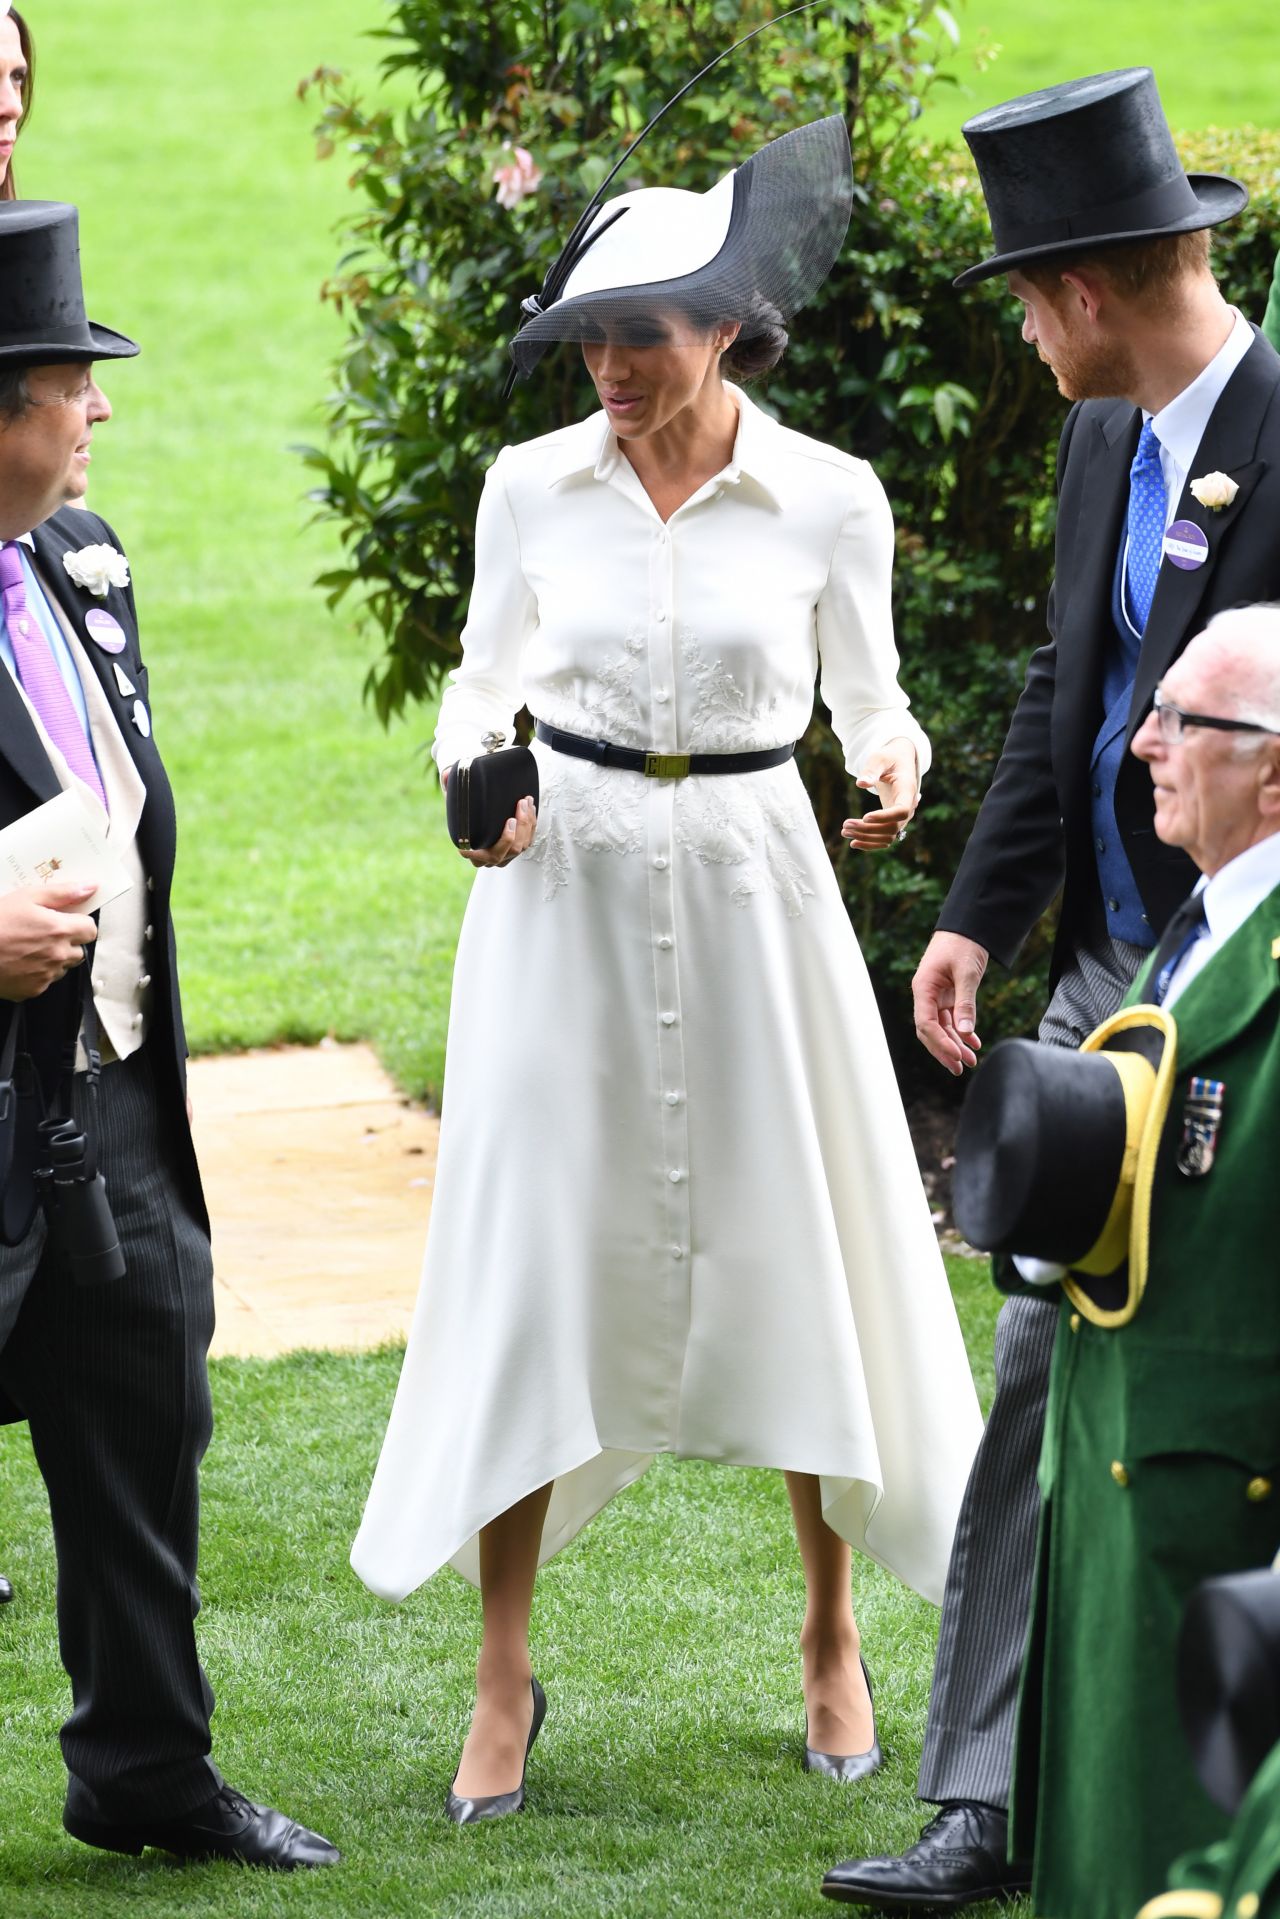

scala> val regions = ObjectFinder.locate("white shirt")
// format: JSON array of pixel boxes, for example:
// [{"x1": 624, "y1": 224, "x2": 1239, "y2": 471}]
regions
[
  {"x1": 433, "y1": 384, "x2": 931, "y2": 784},
  {"x1": 1149, "y1": 307, "x2": 1255, "y2": 528},
  {"x1": 1163, "y1": 831, "x2": 1280, "y2": 1008}
]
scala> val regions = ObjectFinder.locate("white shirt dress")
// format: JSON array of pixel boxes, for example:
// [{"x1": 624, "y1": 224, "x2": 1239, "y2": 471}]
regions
[{"x1": 351, "y1": 388, "x2": 983, "y2": 1605}]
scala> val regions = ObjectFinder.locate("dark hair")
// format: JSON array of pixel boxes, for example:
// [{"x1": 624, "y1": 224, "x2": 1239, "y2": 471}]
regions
[
  {"x1": 0, "y1": 363, "x2": 31, "y2": 421},
  {"x1": 1, "y1": 6, "x2": 34, "y2": 204},
  {"x1": 722, "y1": 297, "x2": 789, "y2": 383}
]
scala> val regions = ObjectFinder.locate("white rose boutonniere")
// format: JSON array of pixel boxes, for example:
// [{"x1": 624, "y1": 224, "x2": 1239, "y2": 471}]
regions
[
  {"x1": 1189, "y1": 471, "x2": 1239, "y2": 513},
  {"x1": 63, "y1": 543, "x2": 131, "y2": 597}
]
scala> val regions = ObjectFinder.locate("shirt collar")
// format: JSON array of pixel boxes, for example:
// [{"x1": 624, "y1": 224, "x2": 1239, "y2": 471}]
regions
[
  {"x1": 545, "y1": 383, "x2": 782, "y2": 506},
  {"x1": 1197, "y1": 830, "x2": 1280, "y2": 951},
  {"x1": 1149, "y1": 307, "x2": 1254, "y2": 473}
]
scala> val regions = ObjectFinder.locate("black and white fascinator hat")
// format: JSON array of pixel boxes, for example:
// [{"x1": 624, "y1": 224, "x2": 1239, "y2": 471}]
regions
[{"x1": 505, "y1": 5, "x2": 853, "y2": 389}]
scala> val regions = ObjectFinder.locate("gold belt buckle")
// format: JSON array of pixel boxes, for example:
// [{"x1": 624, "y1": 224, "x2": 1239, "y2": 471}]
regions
[{"x1": 644, "y1": 752, "x2": 691, "y2": 779}]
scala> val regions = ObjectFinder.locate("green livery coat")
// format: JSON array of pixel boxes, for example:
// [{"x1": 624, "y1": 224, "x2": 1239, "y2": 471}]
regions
[{"x1": 1011, "y1": 880, "x2": 1280, "y2": 1919}]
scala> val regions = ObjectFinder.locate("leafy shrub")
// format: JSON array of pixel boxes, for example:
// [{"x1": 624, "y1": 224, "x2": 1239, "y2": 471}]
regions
[{"x1": 302, "y1": 5, "x2": 1280, "y2": 1088}]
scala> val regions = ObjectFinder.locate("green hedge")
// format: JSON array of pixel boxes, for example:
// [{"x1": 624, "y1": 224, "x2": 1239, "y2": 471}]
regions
[{"x1": 302, "y1": 4, "x2": 1280, "y2": 1082}]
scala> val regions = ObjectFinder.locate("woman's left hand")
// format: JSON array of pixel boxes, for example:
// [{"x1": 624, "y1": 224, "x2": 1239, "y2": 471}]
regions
[{"x1": 841, "y1": 737, "x2": 920, "y2": 853}]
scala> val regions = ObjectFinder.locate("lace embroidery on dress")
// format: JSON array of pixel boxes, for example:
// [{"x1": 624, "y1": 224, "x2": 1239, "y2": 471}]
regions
[
  {"x1": 526, "y1": 626, "x2": 815, "y2": 913},
  {"x1": 535, "y1": 627, "x2": 649, "y2": 749},
  {"x1": 524, "y1": 762, "x2": 645, "y2": 900},
  {"x1": 681, "y1": 629, "x2": 783, "y2": 753},
  {"x1": 675, "y1": 777, "x2": 816, "y2": 919}
]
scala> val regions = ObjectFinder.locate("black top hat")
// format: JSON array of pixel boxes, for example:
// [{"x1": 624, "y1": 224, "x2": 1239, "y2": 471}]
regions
[
  {"x1": 0, "y1": 202, "x2": 139, "y2": 365},
  {"x1": 1178, "y1": 1568, "x2": 1280, "y2": 1815},
  {"x1": 954, "y1": 68, "x2": 1247, "y2": 289},
  {"x1": 951, "y1": 1005, "x2": 1177, "y2": 1327}
]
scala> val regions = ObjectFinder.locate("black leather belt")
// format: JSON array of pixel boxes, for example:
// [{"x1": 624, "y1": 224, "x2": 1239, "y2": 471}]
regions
[{"x1": 534, "y1": 719, "x2": 795, "y2": 780}]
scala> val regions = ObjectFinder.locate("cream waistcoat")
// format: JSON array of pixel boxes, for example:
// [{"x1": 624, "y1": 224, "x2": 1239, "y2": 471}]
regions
[{"x1": 7, "y1": 574, "x2": 154, "y2": 1062}]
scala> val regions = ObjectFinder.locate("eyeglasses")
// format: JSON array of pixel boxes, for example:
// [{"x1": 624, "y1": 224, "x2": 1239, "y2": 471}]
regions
[{"x1": 1152, "y1": 689, "x2": 1280, "y2": 745}]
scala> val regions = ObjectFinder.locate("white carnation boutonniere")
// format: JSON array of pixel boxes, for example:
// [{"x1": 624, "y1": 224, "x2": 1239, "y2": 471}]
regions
[
  {"x1": 1189, "y1": 470, "x2": 1239, "y2": 513},
  {"x1": 63, "y1": 543, "x2": 130, "y2": 598}
]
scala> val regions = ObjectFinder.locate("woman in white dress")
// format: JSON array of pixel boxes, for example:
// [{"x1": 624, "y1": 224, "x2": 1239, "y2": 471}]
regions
[{"x1": 351, "y1": 115, "x2": 983, "y2": 1823}]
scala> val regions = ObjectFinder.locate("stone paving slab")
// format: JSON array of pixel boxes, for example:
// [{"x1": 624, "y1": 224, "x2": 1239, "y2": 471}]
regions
[{"x1": 187, "y1": 1042, "x2": 437, "y2": 1359}]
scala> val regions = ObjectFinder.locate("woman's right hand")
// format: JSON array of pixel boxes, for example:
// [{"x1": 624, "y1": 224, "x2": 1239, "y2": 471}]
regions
[
  {"x1": 442, "y1": 766, "x2": 537, "y2": 869},
  {"x1": 464, "y1": 795, "x2": 537, "y2": 869}
]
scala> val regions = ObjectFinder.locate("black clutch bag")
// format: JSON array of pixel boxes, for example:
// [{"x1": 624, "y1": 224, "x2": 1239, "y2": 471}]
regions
[{"x1": 445, "y1": 731, "x2": 540, "y2": 851}]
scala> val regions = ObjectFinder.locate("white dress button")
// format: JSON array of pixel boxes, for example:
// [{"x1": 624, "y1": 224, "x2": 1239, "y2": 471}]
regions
[
  {"x1": 665, "y1": 1091, "x2": 681, "y2": 1106},
  {"x1": 654, "y1": 688, "x2": 670, "y2": 704},
  {"x1": 145, "y1": 924, "x2": 154, "y2": 941},
  {"x1": 671, "y1": 1246, "x2": 684, "y2": 1261},
  {"x1": 657, "y1": 936, "x2": 672, "y2": 950},
  {"x1": 656, "y1": 610, "x2": 667, "y2": 623},
  {"x1": 131, "y1": 1013, "x2": 144, "y2": 1029},
  {"x1": 668, "y1": 1169, "x2": 683, "y2": 1184},
  {"x1": 138, "y1": 973, "x2": 152, "y2": 989},
  {"x1": 661, "y1": 1012, "x2": 676, "y2": 1027},
  {"x1": 653, "y1": 856, "x2": 668, "y2": 871}
]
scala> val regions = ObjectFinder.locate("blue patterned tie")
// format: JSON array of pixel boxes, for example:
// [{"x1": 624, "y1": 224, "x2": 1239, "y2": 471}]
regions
[{"x1": 1125, "y1": 419, "x2": 1167, "y2": 635}]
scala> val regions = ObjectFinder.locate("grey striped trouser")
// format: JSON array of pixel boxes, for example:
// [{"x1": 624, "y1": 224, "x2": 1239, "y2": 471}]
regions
[
  {"x1": 0, "y1": 1042, "x2": 221, "y2": 1819},
  {"x1": 915, "y1": 935, "x2": 1148, "y2": 1810}
]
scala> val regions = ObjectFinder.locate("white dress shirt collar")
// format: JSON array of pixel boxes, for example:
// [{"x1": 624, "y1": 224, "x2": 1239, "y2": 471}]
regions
[
  {"x1": 548, "y1": 384, "x2": 782, "y2": 505},
  {"x1": 1198, "y1": 830, "x2": 1280, "y2": 949},
  {"x1": 1149, "y1": 307, "x2": 1254, "y2": 477}
]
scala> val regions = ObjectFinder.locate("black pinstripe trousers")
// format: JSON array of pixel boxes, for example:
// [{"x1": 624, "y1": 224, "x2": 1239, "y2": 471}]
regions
[
  {"x1": 915, "y1": 937, "x2": 1148, "y2": 1810},
  {"x1": 0, "y1": 1041, "x2": 222, "y2": 1820}
]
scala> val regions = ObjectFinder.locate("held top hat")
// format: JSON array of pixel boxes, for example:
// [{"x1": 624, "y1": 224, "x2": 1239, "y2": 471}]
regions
[
  {"x1": 1178, "y1": 1564, "x2": 1280, "y2": 1815},
  {"x1": 951, "y1": 1005, "x2": 1178, "y2": 1328},
  {"x1": 0, "y1": 202, "x2": 139, "y2": 365},
  {"x1": 954, "y1": 67, "x2": 1247, "y2": 289}
]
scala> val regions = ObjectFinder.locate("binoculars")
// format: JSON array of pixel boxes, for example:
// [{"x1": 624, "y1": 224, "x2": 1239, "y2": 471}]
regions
[{"x1": 35, "y1": 1114, "x2": 125, "y2": 1286}]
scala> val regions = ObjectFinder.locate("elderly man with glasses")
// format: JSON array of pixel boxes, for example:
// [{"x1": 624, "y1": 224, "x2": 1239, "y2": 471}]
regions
[{"x1": 964, "y1": 604, "x2": 1280, "y2": 1919}]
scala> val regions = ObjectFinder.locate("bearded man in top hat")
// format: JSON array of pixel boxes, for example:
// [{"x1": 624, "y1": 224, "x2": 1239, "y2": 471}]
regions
[
  {"x1": 824, "y1": 67, "x2": 1280, "y2": 1912},
  {"x1": 0, "y1": 200, "x2": 338, "y2": 1869}
]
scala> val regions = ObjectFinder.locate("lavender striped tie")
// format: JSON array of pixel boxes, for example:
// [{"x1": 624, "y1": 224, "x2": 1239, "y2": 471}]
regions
[{"x1": 0, "y1": 541, "x2": 108, "y2": 810}]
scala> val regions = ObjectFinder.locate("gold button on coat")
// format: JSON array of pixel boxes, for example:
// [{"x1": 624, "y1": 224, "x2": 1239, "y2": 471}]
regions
[
  {"x1": 1245, "y1": 1476, "x2": 1272, "y2": 1503},
  {"x1": 1069, "y1": 1313, "x2": 1081, "y2": 1333},
  {"x1": 1237, "y1": 1893, "x2": 1260, "y2": 1918},
  {"x1": 1110, "y1": 1461, "x2": 1130, "y2": 1488}
]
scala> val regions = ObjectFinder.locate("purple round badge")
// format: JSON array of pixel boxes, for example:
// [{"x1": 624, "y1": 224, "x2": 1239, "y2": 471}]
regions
[
  {"x1": 84, "y1": 608, "x2": 127, "y2": 653},
  {"x1": 1163, "y1": 520, "x2": 1210, "y2": 572}
]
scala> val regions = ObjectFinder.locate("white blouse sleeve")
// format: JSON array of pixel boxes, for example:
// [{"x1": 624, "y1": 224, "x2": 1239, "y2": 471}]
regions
[
  {"x1": 432, "y1": 449, "x2": 537, "y2": 771},
  {"x1": 815, "y1": 462, "x2": 932, "y2": 781}
]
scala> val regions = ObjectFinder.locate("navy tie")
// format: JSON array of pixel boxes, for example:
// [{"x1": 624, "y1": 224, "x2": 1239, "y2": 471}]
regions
[
  {"x1": 1151, "y1": 892, "x2": 1209, "y2": 1006},
  {"x1": 1125, "y1": 419, "x2": 1167, "y2": 634}
]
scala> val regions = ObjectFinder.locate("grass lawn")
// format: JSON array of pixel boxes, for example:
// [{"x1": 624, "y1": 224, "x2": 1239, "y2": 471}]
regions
[
  {"x1": 916, "y1": 0, "x2": 1280, "y2": 138},
  {"x1": 0, "y1": 1256, "x2": 1034, "y2": 1919}
]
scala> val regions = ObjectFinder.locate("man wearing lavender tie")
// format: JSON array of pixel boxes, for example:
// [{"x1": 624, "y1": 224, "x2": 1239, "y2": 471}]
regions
[{"x1": 0, "y1": 200, "x2": 338, "y2": 1870}]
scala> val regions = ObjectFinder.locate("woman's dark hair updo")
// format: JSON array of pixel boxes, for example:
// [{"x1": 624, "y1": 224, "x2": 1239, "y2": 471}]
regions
[{"x1": 722, "y1": 298, "x2": 789, "y2": 382}]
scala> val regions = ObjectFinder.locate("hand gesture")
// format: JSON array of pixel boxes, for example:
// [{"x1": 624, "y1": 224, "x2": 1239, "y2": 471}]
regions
[
  {"x1": 912, "y1": 931, "x2": 989, "y2": 1077},
  {"x1": 842, "y1": 737, "x2": 920, "y2": 853}
]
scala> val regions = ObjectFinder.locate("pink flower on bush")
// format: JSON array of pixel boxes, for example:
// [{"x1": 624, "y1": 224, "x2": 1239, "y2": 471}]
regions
[{"x1": 493, "y1": 142, "x2": 542, "y2": 210}]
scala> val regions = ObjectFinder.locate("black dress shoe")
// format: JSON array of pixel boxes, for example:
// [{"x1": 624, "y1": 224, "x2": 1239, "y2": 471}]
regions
[
  {"x1": 804, "y1": 1656, "x2": 883, "y2": 1783},
  {"x1": 63, "y1": 1782, "x2": 340, "y2": 1869},
  {"x1": 446, "y1": 1675, "x2": 547, "y2": 1825},
  {"x1": 821, "y1": 1800, "x2": 1031, "y2": 1910},
  {"x1": 0, "y1": 1572, "x2": 12, "y2": 1604}
]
